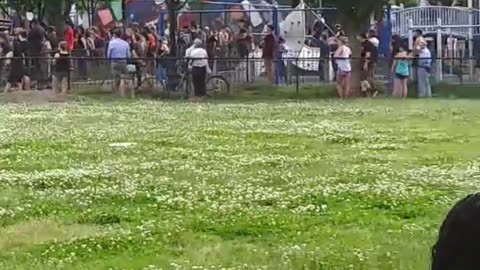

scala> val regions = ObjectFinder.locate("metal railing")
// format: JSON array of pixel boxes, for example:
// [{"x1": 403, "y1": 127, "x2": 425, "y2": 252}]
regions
[
  {"x1": 0, "y1": 55, "x2": 476, "y2": 94},
  {"x1": 392, "y1": 6, "x2": 479, "y2": 37}
]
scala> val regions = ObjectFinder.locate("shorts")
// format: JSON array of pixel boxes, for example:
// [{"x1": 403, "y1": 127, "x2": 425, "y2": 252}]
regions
[
  {"x1": 336, "y1": 70, "x2": 351, "y2": 83},
  {"x1": 361, "y1": 63, "x2": 375, "y2": 80},
  {"x1": 395, "y1": 74, "x2": 409, "y2": 80},
  {"x1": 111, "y1": 62, "x2": 127, "y2": 85}
]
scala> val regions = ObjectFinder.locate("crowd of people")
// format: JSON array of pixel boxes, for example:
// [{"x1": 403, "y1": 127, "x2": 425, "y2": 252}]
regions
[
  {"x1": 0, "y1": 15, "x2": 435, "y2": 99},
  {"x1": 302, "y1": 24, "x2": 433, "y2": 99},
  {"x1": 0, "y1": 17, "x2": 255, "y2": 98},
  {"x1": 0, "y1": 19, "x2": 113, "y2": 93}
]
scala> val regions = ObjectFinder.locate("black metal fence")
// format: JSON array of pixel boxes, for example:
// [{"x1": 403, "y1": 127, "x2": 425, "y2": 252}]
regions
[{"x1": 0, "y1": 55, "x2": 476, "y2": 94}]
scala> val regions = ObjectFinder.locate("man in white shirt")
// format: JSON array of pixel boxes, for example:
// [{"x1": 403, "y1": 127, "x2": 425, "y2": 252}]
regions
[
  {"x1": 417, "y1": 40, "x2": 432, "y2": 98},
  {"x1": 186, "y1": 39, "x2": 211, "y2": 101}
]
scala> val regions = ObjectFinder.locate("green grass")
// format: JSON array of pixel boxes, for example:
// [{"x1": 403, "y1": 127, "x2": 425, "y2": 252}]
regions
[{"x1": 0, "y1": 95, "x2": 479, "y2": 270}]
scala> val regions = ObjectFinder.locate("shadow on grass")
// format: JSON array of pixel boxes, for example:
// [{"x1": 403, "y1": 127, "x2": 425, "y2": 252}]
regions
[
  {"x1": 72, "y1": 84, "x2": 339, "y2": 103},
  {"x1": 433, "y1": 83, "x2": 480, "y2": 99},
  {"x1": 8, "y1": 82, "x2": 480, "y2": 104}
]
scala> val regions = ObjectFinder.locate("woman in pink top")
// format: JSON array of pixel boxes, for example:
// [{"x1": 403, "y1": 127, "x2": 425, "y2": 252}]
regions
[{"x1": 334, "y1": 36, "x2": 352, "y2": 98}]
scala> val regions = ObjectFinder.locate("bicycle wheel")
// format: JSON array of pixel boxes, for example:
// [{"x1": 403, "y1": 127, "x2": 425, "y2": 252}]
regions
[
  {"x1": 206, "y1": 75, "x2": 230, "y2": 96},
  {"x1": 177, "y1": 76, "x2": 193, "y2": 97}
]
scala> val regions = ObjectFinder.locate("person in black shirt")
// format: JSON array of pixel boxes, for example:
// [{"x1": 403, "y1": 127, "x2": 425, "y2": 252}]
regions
[
  {"x1": 358, "y1": 33, "x2": 378, "y2": 96},
  {"x1": 47, "y1": 26, "x2": 58, "y2": 51},
  {"x1": 28, "y1": 19, "x2": 45, "y2": 86},
  {"x1": 53, "y1": 41, "x2": 71, "y2": 93},
  {"x1": 4, "y1": 29, "x2": 28, "y2": 92}
]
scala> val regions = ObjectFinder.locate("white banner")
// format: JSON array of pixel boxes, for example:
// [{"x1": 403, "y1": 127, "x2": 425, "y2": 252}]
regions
[
  {"x1": 291, "y1": 45, "x2": 320, "y2": 71},
  {"x1": 280, "y1": 2, "x2": 306, "y2": 55}
]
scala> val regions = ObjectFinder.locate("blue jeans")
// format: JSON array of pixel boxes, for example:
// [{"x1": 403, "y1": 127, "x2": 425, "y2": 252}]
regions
[
  {"x1": 156, "y1": 65, "x2": 166, "y2": 82},
  {"x1": 275, "y1": 59, "x2": 285, "y2": 85},
  {"x1": 417, "y1": 68, "x2": 431, "y2": 98}
]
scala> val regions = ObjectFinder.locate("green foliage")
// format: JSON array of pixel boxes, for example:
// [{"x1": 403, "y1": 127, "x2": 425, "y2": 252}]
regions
[
  {"x1": 428, "y1": 0, "x2": 466, "y2": 6},
  {"x1": 396, "y1": 0, "x2": 420, "y2": 7}
]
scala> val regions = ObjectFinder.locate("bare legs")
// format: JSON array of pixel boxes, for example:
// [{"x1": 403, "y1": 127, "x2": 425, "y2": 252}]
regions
[
  {"x1": 52, "y1": 76, "x2": 68, "y2": 94},
  {"x1": 336, "y1": 72, "x2": 351, "y2": 98},
  {"x1": 393, "y1": 77, "x2": 408, "y2": 99},
  {"x1": 4, "y1": 76, "x2": 30, "y2": 92}
]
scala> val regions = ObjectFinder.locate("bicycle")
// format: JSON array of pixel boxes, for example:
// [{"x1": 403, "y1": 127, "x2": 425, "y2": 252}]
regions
[{"x1": 176, "y1": 72, "x2": 230, "y2": 98}]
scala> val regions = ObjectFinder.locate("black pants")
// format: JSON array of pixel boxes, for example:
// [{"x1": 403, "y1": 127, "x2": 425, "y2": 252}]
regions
[{"x1": 192, "y1": 66, "x2": 207, "y2": 97}]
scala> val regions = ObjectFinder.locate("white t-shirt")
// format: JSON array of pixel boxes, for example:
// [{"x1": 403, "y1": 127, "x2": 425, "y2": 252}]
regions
[
  {"x1": 336, "y1": 45, "x2": 352, "y2": 72},
  {"x1": 369, "y1": 37, "x2": 379, "y2": 47},
  {"x1": 188, "y1": 47, "x2": 209, "y2": 68},
  {"x1": 185, "y1": 45, "x2": 195, "y2": 58}
]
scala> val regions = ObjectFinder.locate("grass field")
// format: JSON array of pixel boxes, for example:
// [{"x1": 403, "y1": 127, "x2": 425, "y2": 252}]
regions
[{"x1": 0, "y1": 97, "x2": 478, "y2": 270}]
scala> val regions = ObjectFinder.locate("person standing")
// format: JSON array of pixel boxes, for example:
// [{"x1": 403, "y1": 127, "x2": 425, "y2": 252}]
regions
[
  {"x1": 187, "y1": 39, "x2": 211, "y2": 101},
  {"x1": 28, "y1": 19, "x2": 45, "y2": 88},
  {"x1": 4, "y1": 29, "x2": 28, "y2": 92},
  {"x1": 368, "y1": 29, "x2": 380, "y2": 48},
  {"x1": 334, "y1": 36, "x2": 351, "y2": 98},
  {"x1": 53, "y1": 41, "x2": 71, "y2": 94},
  {"x1": 74, "y1": 26, "x2": 88, "y2": 80},
  {"x1": 260, "y1": 25, "x2": 276, "y2": 84},
  {"x1": 358, "y1": 33, "x2": 378, "y2": 96},
  {"x1": 328, "y1": 34, "x2": 339, "y2": 81},
  {"x1": 39, "y1": 37, "x2": 52, "y2": 89},
  {"x1": 391, "y1": 42, "x2": 410, "y2": 98},
  {"x1": 156, "y1": 38, "x2": 170, "y2": 84},
  {"x1": 46, "y1": 26, "x2": 58, "y2": 52},
  {"x1": 417, "y1": 39, "x2": 432, "y2": 98},
  {"x1": 275, "y1": 37, "x2": 286, "y2": 85},
  {"x1": 107, "y1": 29, "x2": 131, "y2": 96},
  {"x1": 64, "y1": 21, "x2": 75, "y2": 52}
]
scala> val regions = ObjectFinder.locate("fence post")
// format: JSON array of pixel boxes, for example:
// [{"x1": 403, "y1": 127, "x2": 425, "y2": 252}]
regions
[
  {"x1": 246, "y1": 54, "x2": 250, "y2": 83},
  {"x1": 468, "y1": 0, "x2": 474, "y2": 80},
  {"x1": 436, "y1": 18, "x2": 443, "y2": 82},
  {"x1": 408, "y1": 19, "x2": 414, "y2": 51},
  {"x1": 67, "y1": 57, "x2": 71, "y2": 92},
  {"x1": 295, "y1": 57, "x2": 299, "y2": 95},
  {"x1": 460, "y1": 56, "x2": 463, "y2": 85}
]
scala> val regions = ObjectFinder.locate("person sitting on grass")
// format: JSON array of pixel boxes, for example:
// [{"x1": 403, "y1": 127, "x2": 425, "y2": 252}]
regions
[
  {"x1": 52, "y1": 41, "x2": 71, "y2": 94},
  {"x1": 431, "y1": 193, "x2": 480, "y2": 270}
]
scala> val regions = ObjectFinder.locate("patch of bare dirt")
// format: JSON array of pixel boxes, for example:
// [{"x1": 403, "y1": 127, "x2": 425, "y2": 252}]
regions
[{"x1": 0, "y1": 90, "x2": 69, "y2": 104}]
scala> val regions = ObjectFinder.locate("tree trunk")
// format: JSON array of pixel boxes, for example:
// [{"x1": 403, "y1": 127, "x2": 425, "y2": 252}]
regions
[
  {"x1": 341, "y1": 18, "x2": 365, "y2": 97},
  {"x1": 45, "y1": 0, "x2": 73, "y2": 40},
  {"x1": 167, "y1": 0, "x2": 178, "y2": 57}
]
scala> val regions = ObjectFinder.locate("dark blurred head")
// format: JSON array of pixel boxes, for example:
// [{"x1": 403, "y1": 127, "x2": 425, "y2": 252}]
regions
[
  {"x1": 59, "y1": 41, "x2": 68, "y2": 51},
  {"x1": 75, "y1": 26, "x2": 85, "y2": 35},
  {"x1": 113, "y1": 28, "x2": 123, "y2": 38},
  {"x1": 65, "y1": 20, "x2": 73, "y2": 28},
  {"x1": 398, "y1": 41, "x2": 408, "y2": 52},
  {"x1": 392, "y1": 34, "x2": 401, "y2": 42},
  {"x1": 357, "y1": 33, "x2": 368, "y2": 42},
  {"x1": 17, "y1": 29, "x2": 27, "y2": 40},
  {"x1": 414, "y1": 29, "x2": 423, "y2": 37},
  {"x1": 267, "y1": 24, "x2": 274, "y2": 34},
  {"x1": 432, "y1": 194, "x2": 480, "y2": 270},
  {"x1": 368, "y1": 29, "x2": 377, "y2": 38}
]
